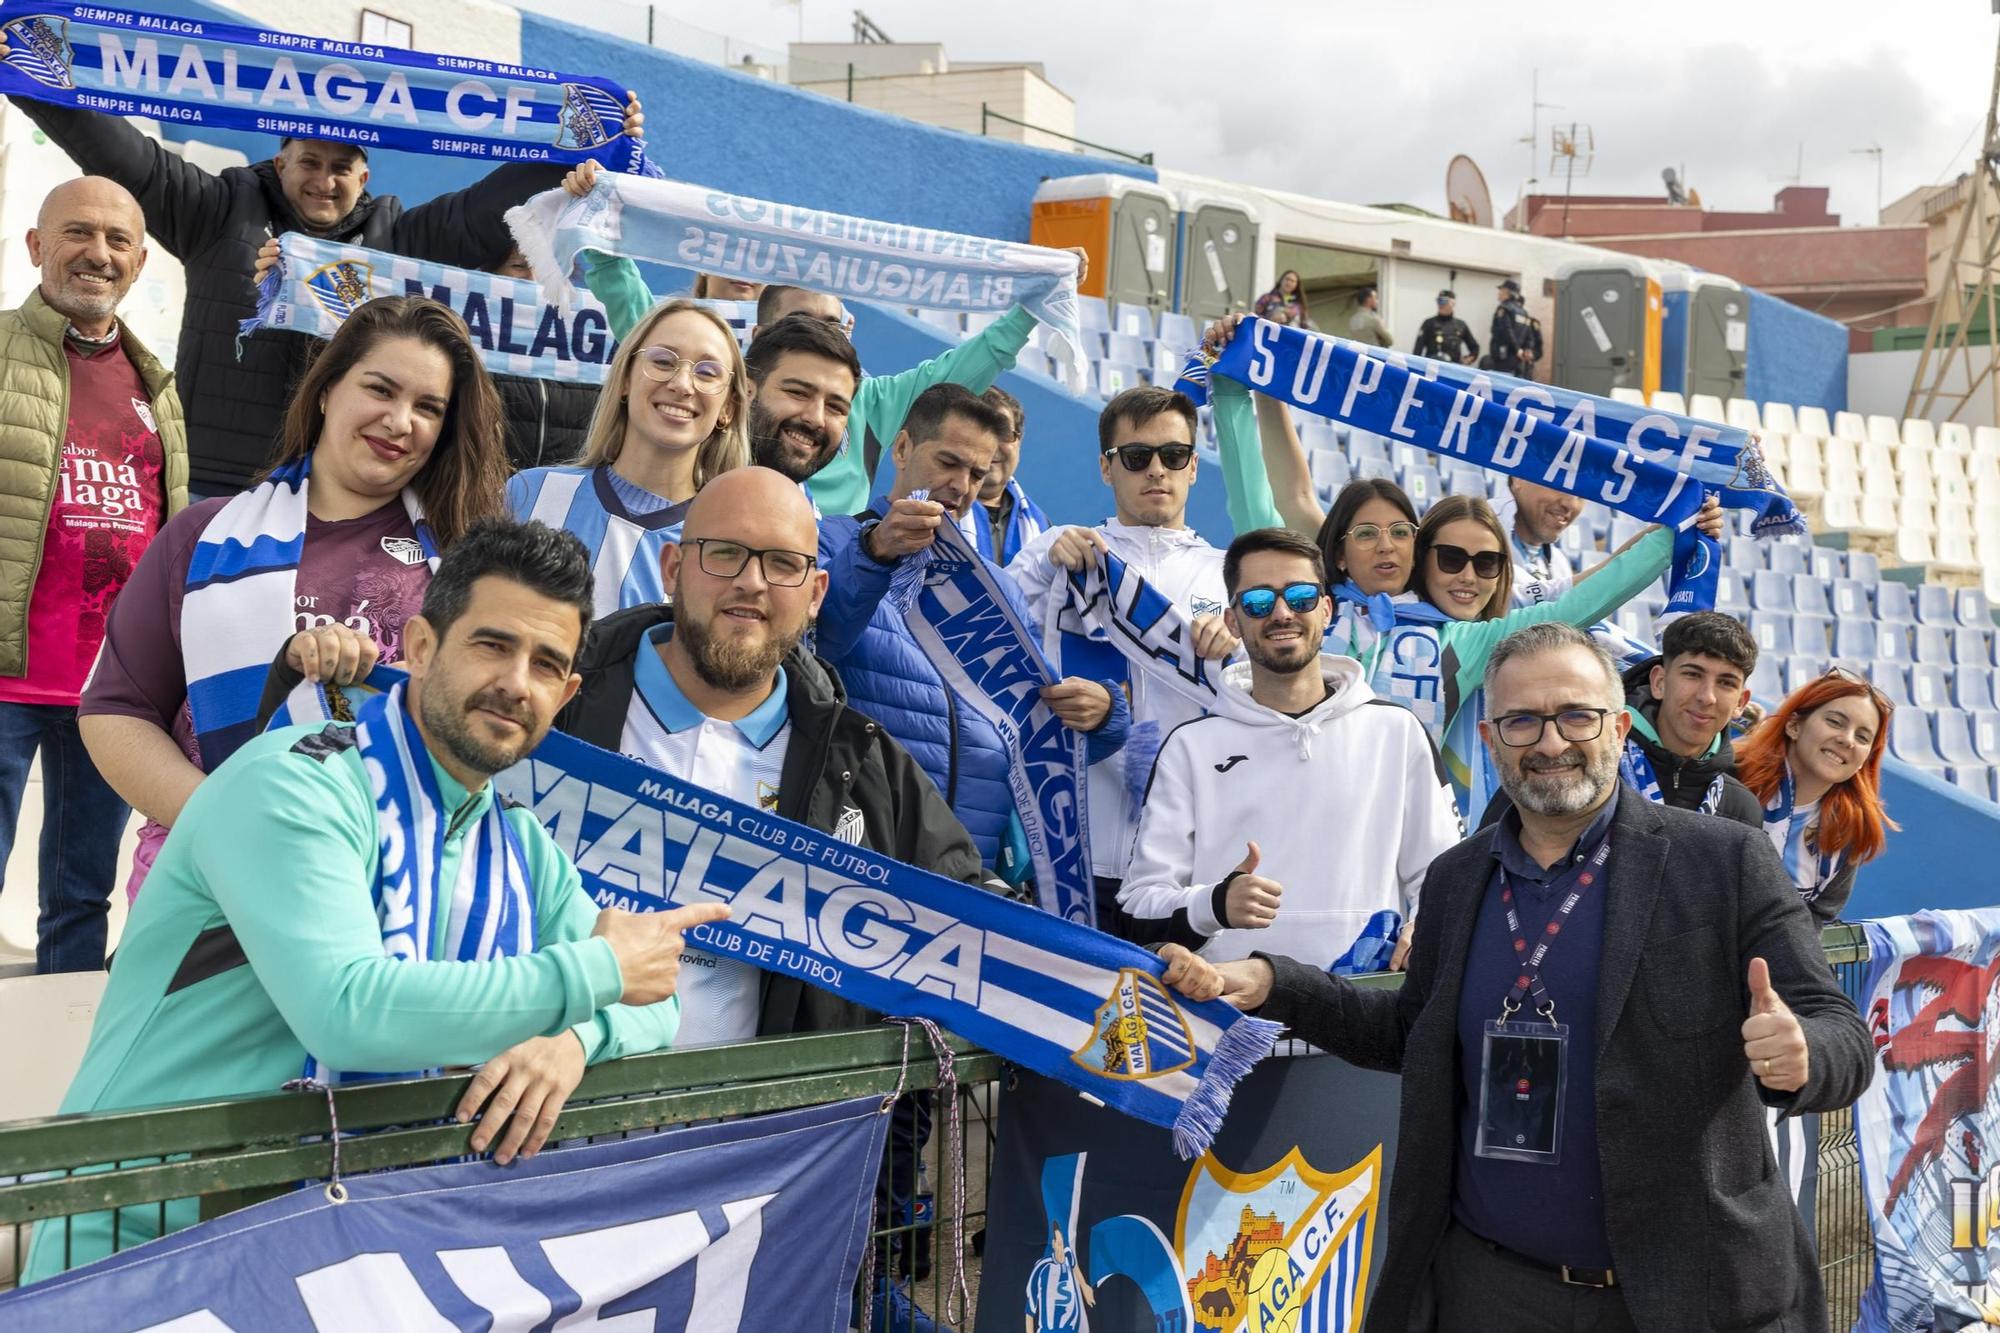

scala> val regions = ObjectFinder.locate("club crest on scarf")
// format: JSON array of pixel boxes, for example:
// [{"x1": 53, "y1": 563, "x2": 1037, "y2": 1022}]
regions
[
  {"x1": 1175, "y1": 1146, "x2": 1382, "y2": 1333},
  {"x1": 1, "y1": 15, "x2": 70, "y2": 89},
  {"x1": 556, "y1": 82, "x2": 623, "y2": 150},
  {"x1": 305, "y1": 259, "x2": 373, "y2": 322},
  {"x1": 1073, "y1": 968, "x2": 1196, "y2": 1082}
]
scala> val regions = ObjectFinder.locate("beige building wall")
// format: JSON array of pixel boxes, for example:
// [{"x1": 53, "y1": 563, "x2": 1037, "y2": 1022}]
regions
[
  {"x1": 221, "y1": 0, "x2": 523, "y2": 62},
  {"x1": 792, "y1": 65, "x2": 1078, "y2": 151},
  {"x1": 1881, "y1": 173, "x2": 2000, "y2": 328}
]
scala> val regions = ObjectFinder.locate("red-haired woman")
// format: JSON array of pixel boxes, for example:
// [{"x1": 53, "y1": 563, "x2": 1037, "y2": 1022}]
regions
[{"x1": 1734, "y1": 668, "x2": 1899, "y2": 921}]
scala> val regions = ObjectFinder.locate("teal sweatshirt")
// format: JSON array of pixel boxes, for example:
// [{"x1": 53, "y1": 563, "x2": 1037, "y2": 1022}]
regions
[
  {"x1": 578, "y1": 252, "x2": 1038, "y2": 517},
  {"x1": 22, "y1": 720, "x2": 675, "y2": 1281}
]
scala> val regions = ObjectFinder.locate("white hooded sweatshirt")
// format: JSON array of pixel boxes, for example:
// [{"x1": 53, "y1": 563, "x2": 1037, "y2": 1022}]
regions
[
  {"x1": 1119, "y1": 653, "x2": 1463, "y2": 966},
  {"x1": 1008, "y1": 518, "x2": 1228, "y2": 880}
]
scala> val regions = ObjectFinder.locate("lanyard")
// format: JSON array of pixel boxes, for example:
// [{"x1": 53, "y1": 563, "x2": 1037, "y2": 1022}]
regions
[
  {"x1": 1768, "y1": 764, "x2": 1840, "y2": 893},
  {"x1": 1499, "y1": 833, "x2": 1611, "y2": 1023}
]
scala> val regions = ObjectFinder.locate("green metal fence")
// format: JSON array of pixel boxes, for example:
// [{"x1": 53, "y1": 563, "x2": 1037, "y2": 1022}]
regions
[{"x1": 0, "y1": 929, "x2": 1879, "y2": 1328}]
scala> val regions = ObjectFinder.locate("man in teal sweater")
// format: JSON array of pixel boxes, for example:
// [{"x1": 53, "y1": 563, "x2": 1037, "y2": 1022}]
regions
[{"x1": 23, "y1": 519, "x2": 725, "y2": 1282}]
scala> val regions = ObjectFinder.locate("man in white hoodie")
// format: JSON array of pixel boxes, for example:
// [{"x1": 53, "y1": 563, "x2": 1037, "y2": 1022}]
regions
[
  {"x1": 1007, "y1": 387, "x2": 1238, "y2": 921},
  {"x1": 1119, "y1": 528, "x2": 1462, "y2": 968}
]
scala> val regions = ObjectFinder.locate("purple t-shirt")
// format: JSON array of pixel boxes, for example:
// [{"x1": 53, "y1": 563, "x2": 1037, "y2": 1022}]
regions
[{"x1": 80, "y1": 495, "x2": 433, "y2": 764}]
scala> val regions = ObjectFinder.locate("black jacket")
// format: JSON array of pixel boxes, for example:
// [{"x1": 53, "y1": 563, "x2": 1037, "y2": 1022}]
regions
[
  {"x1": 495, "y1": 374, "x2": 597, "y2": 473},
  {"x1": 13, "y1": 98, "x2": 564, "y2": 489},
  {"x1": 1480, "y1": 656, "x2": 1764, "y2": 831},
  {"x1": 557, "y1": 604, "x2": 994, "y2": 1037},
  {"x1": 1257, "y1": 796, "x2": 1871, "y2": 1333},
  {"x1": 1487, "y1": 297, "x2": 1543, "y2": 374},
  {"x1": 1412, "y1": 314, "x2": 1477, "y2": 364}
]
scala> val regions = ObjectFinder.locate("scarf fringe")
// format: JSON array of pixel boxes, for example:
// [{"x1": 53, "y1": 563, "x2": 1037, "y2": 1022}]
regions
[{"x1": 1172, "y1": 1014, "x2": 1284, "y2": 1160}]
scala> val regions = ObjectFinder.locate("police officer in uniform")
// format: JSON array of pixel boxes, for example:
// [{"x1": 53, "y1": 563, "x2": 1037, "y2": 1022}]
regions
[
  {"x1": 1487, "y1": 277, "x2": 1543, "y2": 379},
  {"x1": 1413, "y1": 289, "x2": 1479, "y2": 364}
]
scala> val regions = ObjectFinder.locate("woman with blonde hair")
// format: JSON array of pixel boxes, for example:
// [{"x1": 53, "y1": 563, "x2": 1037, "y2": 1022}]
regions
[{"x1": 507, "y1": 297, "x2": 750, "y2": 612}]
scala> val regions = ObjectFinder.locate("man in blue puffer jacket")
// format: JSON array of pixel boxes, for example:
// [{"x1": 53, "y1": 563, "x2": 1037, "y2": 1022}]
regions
[{"x1": 817, "y1": 384, "x2": 1127, "y2": 873}]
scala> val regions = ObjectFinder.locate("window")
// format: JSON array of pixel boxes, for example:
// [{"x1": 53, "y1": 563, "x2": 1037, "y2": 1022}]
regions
[{"x1": 360, "y1": 10, "x2": 411, "y2": 47}]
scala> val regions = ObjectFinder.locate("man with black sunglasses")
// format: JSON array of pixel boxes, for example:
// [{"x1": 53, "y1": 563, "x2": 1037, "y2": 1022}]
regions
[
  {"x1": 1119, "y1": 528, "x2": 1459, "y2": 966},
  {"x1": 1008, "y1": 386, "x2": 1241, "y2": 913}
]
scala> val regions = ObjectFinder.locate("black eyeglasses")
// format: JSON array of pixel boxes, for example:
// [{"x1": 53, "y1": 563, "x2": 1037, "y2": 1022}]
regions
[
  {"x1": 1235, "y1": 582, "x2": 1324, "y2": 618},
  {"x1": 1492, "y1": 708, "x2": 1611, "y2": 748},
  {"x1": 1429, "y1": 543, "x2": 1506, "y2": 579},
  {"x1": 1342, "y1": 521, "x2": 1418, "y2": 544},
  {"x1": 1103, "y1": 443, "x2": 1195, "y2": 472},
  {"x1": 690, "y1": 539, "x2": 817, "y2": 587}
]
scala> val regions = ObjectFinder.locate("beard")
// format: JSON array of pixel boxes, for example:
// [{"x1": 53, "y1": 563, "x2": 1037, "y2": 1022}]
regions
[
  {"x1": 1244, "y1": 630, "x2": 1318, "y2": 676},
  {"x1": 748, "y1": 397, "x2": 833, "y2": 483},
  {"x1": 419, "y1": 682, "x2": 541, "y2": 778},
  {"x1": 1501, "y1": 740, "x2": 1621, "y2": 817},
  {"x1": 678, "y1": 602, "x2": 807, "y2": 692}
]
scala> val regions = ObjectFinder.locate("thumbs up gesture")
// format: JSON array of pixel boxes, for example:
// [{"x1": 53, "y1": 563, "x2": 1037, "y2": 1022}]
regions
[
  {"x1": 1742, "y1": 957, "x2": 1810, "y2": 1093},
  {"x1": 1222, "y1": 842, "x2": 1283, "y2": 930}
]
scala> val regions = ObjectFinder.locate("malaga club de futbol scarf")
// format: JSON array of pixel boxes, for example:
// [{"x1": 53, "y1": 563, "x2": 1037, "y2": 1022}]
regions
[
  {"x1": 0, "y1": 0, "x2": 654, "y2": 170},
  {"x1": 243, "y1": 233, "x2": 619, "y2": 385},
  {"x1": 1177, "y1": 318, "x2": 1804, "y2": 613}
]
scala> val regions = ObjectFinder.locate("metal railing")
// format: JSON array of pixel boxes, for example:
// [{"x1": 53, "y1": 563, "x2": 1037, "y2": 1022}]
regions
[{"x1": 0, "y1": 928, "x2": 1878, "y2": 1328}]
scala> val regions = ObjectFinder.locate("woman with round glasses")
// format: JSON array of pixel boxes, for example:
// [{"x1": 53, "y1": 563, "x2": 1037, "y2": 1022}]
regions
[
  {"x1": 507, "y1": 299, "x2": 750, "y2": 613},
  {"x1": 1733, "y1": 670, "x2": 1897, "y2": 921}
]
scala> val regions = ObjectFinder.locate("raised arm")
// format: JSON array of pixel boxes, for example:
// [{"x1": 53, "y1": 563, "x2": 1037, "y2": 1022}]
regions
[
  {"x1": 860, "y1": 306, "x2": 1038, "y2": 493},
  {"x1": 393, "y1": 162, "x2": 569, "y2": 269},
  {"x1": 8, "y1": 98, "x2": 230, "y2": 257}
]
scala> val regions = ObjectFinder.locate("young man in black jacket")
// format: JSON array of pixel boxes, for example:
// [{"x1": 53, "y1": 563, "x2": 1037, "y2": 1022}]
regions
[
  {"x1": 0, "y1": 72, "x2": 640, "y2": 494},
  {"x1": 1482, "y1": 610, "x2": 1763, "y2": 829}
]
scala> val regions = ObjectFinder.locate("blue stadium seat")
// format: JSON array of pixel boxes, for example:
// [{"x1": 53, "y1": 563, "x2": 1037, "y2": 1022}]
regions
[
  {"x1": 1768, "y1": 543, "x2": 1808, "y2": 575},
  {"x1": 1357, "y1": 456, "x2": 1396, "y2": 482},
  {"x1": 1404, "y1": 465, "x2": 1445, "y2": 508},
  {"x1": 1916, "y1": 584, "x2": 1957, "y2": 625},
  {"x1": 1832, "y1": 619, "x2": 1878, "y2": 660},
  {"x1": 1909, "y1": 665, "x2": 1951, "y2": 711},
  {"x1": 1748, "y1": 656, "x2": 1783, "y2": 702},
  {"x1": 1829, "y1": 579, "x2": 1870, "y2": 620},
  {"x1": 1790, "y1": 574, "x2": 1832, "y2": 618},
  {"x1": 1348, "y1": 432, "x2": 1390, "y2": 464},
  {"x1": 1809, "y1": 548, "x2": 1844, "y2": 581},
  {"x1": 1782, "y1": 657, "x2": 1825, "y2": 693},
  {"x1": 1875, "y1": 623, "x2": 1909, "y2": 661},
  {"x1": 1585, "y1": 508, "x2": 1612, "y2": 545},
  {"x1": 1104, "y1": 332, "x2": 1148, "y2": 366},
  {"x1": 1848, "y1": 551, "x2": 1882, "y2": 580},
  {"x1": 1955, "y1": 665, "x2": 1995, "y2": 711},
  {"x1": 1445, "y1": 464, "x2": 1486, "y2": 496},
  {"x1": 1716, "y1": 572, "x2": 1751, "y2": 615},
  {"x1": 1098, "y1": 361, "x2": 1144, "y2": 396},
  {"x1": 1871, "y1": 663, "x2": 1913, "y2": 709},
  {"x1": 1915, "y1": 626, "x2": 1954, "y2": 663},
  {"x1": 1875, "y1": 583, "x2": 1913, "y2": 623},
  {"x1": 1113, "y1": 302, "x2": 1157, "y2": 339},
  {"x1": 1750, "y1": 613, "x2": 1794, "y2": 655},
  {"x1": 1959, "y1": 588, "x2": 1995, "y2": 628},
  {"x1": 1792, "y1": 617, "x2": 1830, "y2": 660},
  {"x1": 1951, "y1": 764, "x2": 1994, "y2": 795},
  {"x1": 916, "y1": 308, "x2": 964, "y2": 338},
  {"x1": 1972, "y1": 711, "x2": 2000, "y2": 765},
  {"x1": 1077, "y1": 296, "x2": 1111, "y2": 334},
  {"x1": 1750, "y1": 570, "x2": 1793, "y2": 611},
  {"x1": 1937, "y1": 710, "x2": 1982, "y2": 764},
  {"x1": 1955, "y1": 627, "x2": 1994, "y2": 666},
  {"x1": 1157, "y1": 312, "x2": 1199, "y2": 354},
  {"x1": 1891, "y1": 709, "x2": 1947, "y2": 768},
  {"x1": 1610, "y1": 516, "x2": 1648, "y2": 549},
  {"x1": 1726, "y1": 535, "x2": 1762, "y2": 570}
]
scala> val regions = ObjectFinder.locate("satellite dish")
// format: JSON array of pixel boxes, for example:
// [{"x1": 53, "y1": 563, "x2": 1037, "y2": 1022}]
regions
[{"x1": 1446, "y1": 155, "x2": 1495, "y2": 227}]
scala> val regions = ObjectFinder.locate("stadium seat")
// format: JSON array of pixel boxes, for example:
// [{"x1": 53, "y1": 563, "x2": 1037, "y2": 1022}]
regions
[
  {"x1": 1940, "y1": 421, "x2": 1974, "y2": 455},
  {"x1": 1790, "y1": 573, "x2": 1832, "y2": 618},
  {"x1": 1077, "y1": 296, "x2": 1111, "y2": 334},
  {"x1": 1782, "y1": 657, "x2": 1826, "y2": 693},
  {"x1": 1861, "y1": 439, "x2": 1897, "y2": 475},
  {"x1": 1972, "y1": 711, "x2": 2000, "y2": 765},
  {"x1": 1348, "y1": 431, "x2": 1389, "y2": 464},
  {"x1": 1650, "y1": 390, "x2": 1688, "y2": 416},
  {"x1": 1875, "y1": 582, "x2": 1915, "y2": 625},
  {"x1": 1904, "y1": 419, "x2": 1939, "y2": 451},
  {"x1": 1915, "y1": 625, "x2": 1954, "y2": 663},
  {"x1": 916, "y1": 308, "x2": 964, "y2": 338},
  {"x1": 1829, "y1": 578, "x2": 1871, "y2": 620},
  {"x1": 1978, "y1": 426, "x2": 2000, "y2": 462},
  {"x1": 1748, "y1": 656, "x2": 1783, "y2": 702},
  {"x1": 1909, "y1": 665, "x2": 1951, "y2": 711},
  {"x1": 1937, "y1": 456, "x2": 1973, "y2": 506},
  {"x1": 1959, "y1": 588, "x2": 1994, "y2": 627},
  {"x1": 1792, "y1": 617, "x2": 1831, "y2": 660},
  {"x1": 1750, "y1": 613, "x2": 1795, "y2": 655},
  {"x1": 1871, "y1": 662, "x2": 1913, "y2": 709},
  {"x1": 1849, "y1": 551, "x2": 1882, "y2": 580},
  {"x1": 1938, "y1": 532, "x2": 1980, "y2": 569},
  {"x1": 1308, "y1": 449, "x2": 1352, "y2": 497},
  {"x1": 1357, "y1": 456, "x2": 1396, "y2": 483},
  {"x1": 1750, "y1": 570, "x2": 1793, "y2": 611},
  {"x1": 1113, "y1": 303, "x2": 1156, "y2": 339},
  {"x1": 1809, "y1": 547, "x2": 1844, "y2": 581},
  {"x1": 1766, "y1": 542, "x2": 1807, "y2": 576},
  {"x1": 1762, "y1": 403, "x2": 1801, "y2": 437},
  {"x1": 1957, "y1": 626, "x2": 1995, "y2": 666},
  {"x1": 1891, "y1": 709, "x2": 1947, "y2": 768},
  {"x1": 1834, "y1": 411, "x2": 1868, "y2": 443},
  {"x1": 1831, "y1": 618, "x2": 1877, "y2": 661},
  {"x1": 1866, "y1": 415, "x2": 1903, "y2": 451},
  {"x1": 1951, "y1": 763, "x2": 1994, "y2": 795},
  {"x1": 1726, "y1": 398, "x2": 1763, "y2": 432},
  {"x1": 1689, "y1": 393, "x2": 1726, "y2": 424},
  {"x1": 1716, "y1": 571, "x2": 1751, "y2": 615},
  {"x1": 1610, "y1": 386, "x2": 1646, "y2": 407},
  {"x1": 1955, "y1": 665, "x2": 1995, "y2": 710},
  {"x1": 1938, "y1": 500, "x2": 1975, "y2": 535},
  {"x1": 1936, "y1": 710, "x2": 1984, "y2": 768},
  {"x1": 1916, "y1": 583, "x2": 1957, "y2": 624},
  {"x1": 1798, "y1": 407, "x2": 1834, "y2": 439},
  {"x1": 1725, "y1": 534, "x2": 1762, "y2": 570},
  {"x1": 1099, "y1": 361, "x2": 1143, "y2": 396},
  {"x1": 1896, "y1": 521, "x2": 1937, "y2": 565},
  {"x1": 1405, "y1": 465, "x2": 1444, "y2": 508},
  {"x1": 1104, "y1": 331, "x2": 1147, "y2": 366}
]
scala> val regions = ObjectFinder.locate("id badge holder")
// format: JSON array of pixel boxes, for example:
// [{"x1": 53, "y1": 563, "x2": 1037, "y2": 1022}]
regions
[{"x1": 1476, "y1": 1019, "x2": 1568, "y2": 1165}]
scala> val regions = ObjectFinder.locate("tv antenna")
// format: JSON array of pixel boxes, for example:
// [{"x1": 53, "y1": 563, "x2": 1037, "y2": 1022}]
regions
[
  {"x1": 1516, "y1": 69, "x2": 1562, "y2": 230},
  {"x1": 1551, "y1": 123, "x2": 1594, "y2": 238}
]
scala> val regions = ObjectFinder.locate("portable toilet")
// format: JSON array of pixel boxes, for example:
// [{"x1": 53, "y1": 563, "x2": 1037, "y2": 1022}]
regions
[
  {"x1": 1173, "y1": 189, "x2": 1259, "y2": 323},
  {"x1": 1659, "y1": 269, "x2": 1750, "y2": 403},
  {"x1": 1031, "y1": 174, "x2": 1179, "y2": 316},
  {"x1": 1552, "y1": 257, "x2": 1661, "y2": 399}
]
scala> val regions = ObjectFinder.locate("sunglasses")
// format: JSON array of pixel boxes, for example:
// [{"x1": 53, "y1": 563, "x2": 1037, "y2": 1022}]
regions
[
  {"x1": 1429, "y1": 543, "x2": 1506, "y2": 579},
  {"x1": 1822, "y1": 665, "x2": 1895, "y2": 717},
  {"x1": 1235, "y1": 582, "x2": 1324, "y2": 618},
  {"x1": 1103, "y1": 443, "x2": 1195, "y2": 472},
  {"x1": 1342, "y1": 521, "x2": 1418, "y2": 544}
]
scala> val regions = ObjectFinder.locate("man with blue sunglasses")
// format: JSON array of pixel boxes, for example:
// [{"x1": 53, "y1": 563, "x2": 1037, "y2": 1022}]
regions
[{"x1": 1118, "y1": 528, "x2": 1460, "y2": 971}]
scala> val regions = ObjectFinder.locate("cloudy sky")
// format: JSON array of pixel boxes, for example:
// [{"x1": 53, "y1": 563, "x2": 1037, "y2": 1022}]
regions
[{"x1": 562, "y1": 0, "x2": 1995, "y2": 227}]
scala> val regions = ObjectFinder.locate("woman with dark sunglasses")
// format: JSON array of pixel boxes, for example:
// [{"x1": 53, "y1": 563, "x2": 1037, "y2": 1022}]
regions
[{"x1": 1734, "y1": 670, "x2": 1898, "y2": 921}]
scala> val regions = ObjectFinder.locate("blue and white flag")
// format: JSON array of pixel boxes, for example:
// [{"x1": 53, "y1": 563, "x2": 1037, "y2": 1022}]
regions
[
  {"x1": 0, "y1": 1, "x2": 655, "y2": 170},
  {"x1": 243, "y1": 232, "x2": 619, "y2": 384},
  {"x1": 1, "y1": 1096, "x2": 889, "y2": 1330},
  {"x1": 889, "y1": 513, "x2": 1095, "y2": 927},
  {"x1": 507, "y1": 174, "x2": 1089, "y2": 389},
  {"x1": 1177, "y1": 319, "x2": 1803, "y2": 612},
  {"x1": 494, "y1": 725, "x2": 1280, "y2": 1159}
]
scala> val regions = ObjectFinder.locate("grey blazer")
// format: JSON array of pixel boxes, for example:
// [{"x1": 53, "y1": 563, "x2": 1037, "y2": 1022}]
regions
[{"x1": 1259, "y1": 794, "x2": 1873, "y2": 1333}]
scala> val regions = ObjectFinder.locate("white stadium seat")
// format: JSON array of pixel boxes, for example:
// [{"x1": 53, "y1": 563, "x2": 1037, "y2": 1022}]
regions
[
  {"x1": 1761, "y1": 403, "x2": 1800, "y2": 437},
  {"x1": 1862, "y1": 495, "x2": 1899, "y2": 532},
  {"x1": 1761, "y1": 434, "x2": 1790, "y2": 468},
  {"x1": 1799, "y1": 406, "x2": 1834, "y2": 438},
  {"x1": 1787, "y1": 449, "x2": 1824, "y2": 500},
  {"x1": 1726, "y1": 398, "x2": 1763, "y2": 432},
  {"x1": 1903, "y1": 419, "x2": 1938, "y2": 451},
  {"x1": 1977, "y1": 426, "x2": 2000, "y2": 463},
  {"x1": 1861, "y1": 440, "x2": 1896, "y2": 474},
  {"x1": 1650, "y1": 390, "x2": 1688, "y2": 416},
  {"x1": 1688, "y1": 393, "x2": 1726, "y2": 424},
  {"x1": 1940, "y1": 421, "x2": 1974, "y2": 455},
  {"x1": 1821, "y1": 493, "x2": 1864, "y2": 531},
  {"x1": 1937, "y1": 531, "x2": 1980, "y2": 569},
  {"x1": 1823, "y1": 436, "x2": 1861, "y2": 475},
  {"x1": 1937, "y1": 453, "x2": 1972, "y2": 505},
  {"x1": 1938, "y1": 500, "x2": 1976, "y2": 535},
  {"x1": 1610, "y1": 387, "x2": 1646, "y2": 407},
  {"x1": 1903, "y1": 466, "x2": 1937, "y2": 504},
  {"x1": 1897, "y1": 495, "x2": 1936, "y2": 533},
  {"x1": 1834, "y1": 411, "x2": 1868, "y2": 443},
  {"x1": 1897, "y1": 525, "x2": 1935, "y2": 566},
  {"x1": 1866, "y1": 414, "x2": 1904, "y2": 450}
]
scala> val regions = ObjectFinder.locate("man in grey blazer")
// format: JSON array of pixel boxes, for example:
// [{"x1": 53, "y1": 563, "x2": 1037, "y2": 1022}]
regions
[{"x1": 1163, "y1": 621, "x2": 1873, "y2": 1332}]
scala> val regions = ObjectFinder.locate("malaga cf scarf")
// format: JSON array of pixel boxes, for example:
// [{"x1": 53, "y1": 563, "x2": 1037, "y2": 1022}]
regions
[{"x1": 0, "y1": 0, "x2": 653, "y2": 171}]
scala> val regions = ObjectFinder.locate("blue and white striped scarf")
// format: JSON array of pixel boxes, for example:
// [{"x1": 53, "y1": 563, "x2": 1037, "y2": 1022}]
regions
[
  {"x1": 181, "y1": 456, "x2": 437, "y2": 771},
  {"x1": 960, "y1": 479, "x2": 1051, "y2": 564},
  {"x1": 242, "y1": 233, "x2": 618, "y2": 385},
  {"x1": 299, "y1": 681, "x2": 536, "y2": 1084},
  {"x1": 1764, "y1": 761, "x2": 1842, "y2": 901},
  {"x1": 506, "y1": 174, "x2": 1089, "y2": 389}
]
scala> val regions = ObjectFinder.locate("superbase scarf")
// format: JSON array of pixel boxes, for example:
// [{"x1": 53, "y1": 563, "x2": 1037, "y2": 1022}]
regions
[
  {"x1": 1177, "y1": 319, "x2": 1803, "y2": 612},
  {"x1": 301, "y1": 684, "x2": 536, "y2": 1085},
  {"x1": 243, "y1": 233, "x2": 618, "y2": 385},
  {"x1": 0, "y1": 0, "x2": 651, "y2": 171},
  {"x1": 181, "y1": 455, "x2": 437, "y2": 771},
  {"x1": 494, "y1": 724, "x2": 1279, "y2": 1158},
  {"x1": 888, "y1": 512, "x2": 1096, "y2": 927},
  {"x1": 507, "y1": 175, "x2": 1089, "y2": 389}
]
